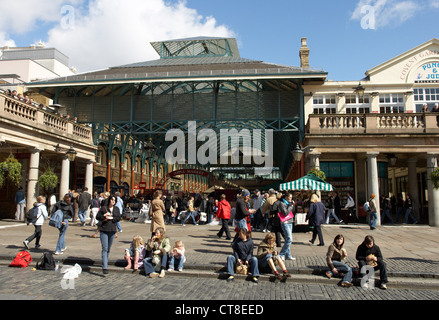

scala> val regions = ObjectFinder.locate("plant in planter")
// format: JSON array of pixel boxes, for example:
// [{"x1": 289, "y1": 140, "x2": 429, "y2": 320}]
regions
[
  {"x1": 0, "y1": 155, "x2": 22, "y2": 188},
  {"x1": 431, "y1": 167, "x2": 439, "y2": 190},
  {"x1": 38, "y1": 167, "x2": 59, "y2": 192},
  {"x1": 308, "y1": 168, "x2": 327, "y2": 181}
]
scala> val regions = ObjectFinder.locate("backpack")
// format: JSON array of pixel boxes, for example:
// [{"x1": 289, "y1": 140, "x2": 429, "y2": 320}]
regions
[
  {"x1": 25, "y1": 206, "x2": 39, "y2": 225},
  {"x1": 9, "y1": 251, "x2": 32, "y2": 268},
  {"x1": 363, "y1": 201, "x2": 371, "y2": 212},
  {"x1": 49, "y1": 209, "x2": 64, "y2": 229},
  {"x1": 36, "y1": 252, "x2": 56, "y2": 270}
]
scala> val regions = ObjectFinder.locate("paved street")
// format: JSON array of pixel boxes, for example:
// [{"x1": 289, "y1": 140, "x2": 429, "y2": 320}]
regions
[
  {"x1": 0, "y1": 264, "x2": 438, "y2": 301},
  {"x1": 0, "y1": 218, "x2": 439, "y2": 307}
]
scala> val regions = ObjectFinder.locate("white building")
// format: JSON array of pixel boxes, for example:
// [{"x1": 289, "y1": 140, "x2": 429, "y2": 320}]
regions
[{"x1": 0, "y1": 43, "x2": 76, "y2": 90}]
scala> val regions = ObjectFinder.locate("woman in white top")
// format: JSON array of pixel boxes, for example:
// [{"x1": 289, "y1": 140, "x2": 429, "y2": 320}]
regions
[{"x1": 23, "y1": 196, "x2": 49, "y2": 249}]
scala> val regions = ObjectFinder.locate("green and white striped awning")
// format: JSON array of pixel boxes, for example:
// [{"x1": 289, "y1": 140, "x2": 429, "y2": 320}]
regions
[{"x1": 279, "y1": 174, "x2": 334, "y2": 191}]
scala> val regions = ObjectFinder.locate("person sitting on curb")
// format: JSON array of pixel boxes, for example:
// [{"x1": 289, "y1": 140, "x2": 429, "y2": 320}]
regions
[
  {"x1": 355, "y1": 235, "x2": 388, "y2": 290},
  {"x1": 256, "y1": 232, "x2": 291, "y2": 281},
  {"x1": 143, "y1": 227, "x2": 171, "y2": 278},
  {"x1": 124, "y1": 235, "x2": 146, "y2": 272},
  {"x1": 325, "y1": 234, "x2": 353, "y2": 288},
  {"x1": 226, "y1": 228, "x2": 259, "y2": 283}
]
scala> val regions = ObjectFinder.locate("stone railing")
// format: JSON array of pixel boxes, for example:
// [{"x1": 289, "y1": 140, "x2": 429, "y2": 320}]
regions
[
  {"x1": 307, "y1": 113, "x2": 439, "y2": 135},
  {"x1": 0, "y1": 92, "x2": 93, "y2": 142}
]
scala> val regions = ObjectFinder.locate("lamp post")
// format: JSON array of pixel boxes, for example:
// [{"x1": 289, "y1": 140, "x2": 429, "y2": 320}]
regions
[
  {"x1": 144, "y1": 137, "x2": 157, "y2": 160},
  {"x1": 354, "y1": 82, "x2": 365, "y2": 99},
  {"x1": 144, "y1": 137, "x2": 157, "y2": 189},
  {"x1": 291, "y1": 143, "x2": 304, "y2": 162},
  {"x1": 55, "y1": 144, "x2": 77, "y2": 162}
]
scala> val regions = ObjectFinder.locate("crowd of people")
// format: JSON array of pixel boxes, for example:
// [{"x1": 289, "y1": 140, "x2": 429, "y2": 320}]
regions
[
  {"x1": 2, "y1": 88, "x2": 78, "y2": 121},
  {"x1": 19, "y1": 186, "x2": 395, "y2": 289}
]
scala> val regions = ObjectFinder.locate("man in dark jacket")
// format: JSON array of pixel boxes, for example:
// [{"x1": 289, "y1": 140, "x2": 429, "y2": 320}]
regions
[
  {"x1": 234, "y1": 190, "x2": 255, "y2": 231},
  {"x1": 356, "y1": 235, "x2": 388, "y2": 289},
  {"x1": 78, "y1": 187, "x2": 91, "y2": 226}
]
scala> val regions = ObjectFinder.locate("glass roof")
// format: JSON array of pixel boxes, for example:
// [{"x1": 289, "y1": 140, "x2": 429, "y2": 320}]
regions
[{"x1": 150, "y1": 37, "x2": 240, "y2": 59}]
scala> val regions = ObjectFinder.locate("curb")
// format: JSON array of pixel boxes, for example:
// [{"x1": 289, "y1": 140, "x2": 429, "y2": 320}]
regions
[{"x1": 2, "y1": 255, "x2": 439, "y2": 290}]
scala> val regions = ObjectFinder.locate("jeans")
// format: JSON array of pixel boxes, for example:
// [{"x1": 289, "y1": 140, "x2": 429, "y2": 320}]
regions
[
  {"x1": 381, "y1": 208, "x2": 394, "y2": 224},
  {"x1": 369, "y1": 211, "x2": 378, "y2": 228},
  {"x1": 325, "y1": 208, "x2": 340, "y2": 224},
  {"x1": 328, "y1": 260, "x2": 352, "y2": 283},
  {"x1": 403, "y1": 208, "x2": 417, "y2": 224},
  {"x1": 100, "y1": 231, "x2": 116, "y2": 270},
  {"x1": 279, "y1": 222, "x2": 293, "y2": 259},
  {"x1": 55, "y1": 219, "x2": 69, "y2": 253},
  {"x1": 116, "y1": 221, "x2": 122, "y2": 232},
  {"x1": 182, "y1": 211, "x2": 197, "y2": 225},
  {"x1": 262, "y1": 214, "x2": 269, "y2": 231},
  {"x1": 235, "y1": 219, "x2": 248, "y2": 231},
  {"x1": 226, "y1": 255, "x2": 259, "y2": 276},
  {"x1": 144, "y1": 254, "x2": 168, "y2": 275},
  {"x1": 169, "y1": 255, "x2": 185, "y2": 270},
  {"x1": 78, "y1": 209, "x2": 87, "y2": 223}
]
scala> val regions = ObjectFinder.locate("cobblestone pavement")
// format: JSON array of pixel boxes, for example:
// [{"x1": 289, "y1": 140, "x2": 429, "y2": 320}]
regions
[
  {"x1": 1, "y1": 219, "x2": 439, "y2": 291},
  {"x1": 1, "y1": 265, "x2": 439, "y2": 301}
]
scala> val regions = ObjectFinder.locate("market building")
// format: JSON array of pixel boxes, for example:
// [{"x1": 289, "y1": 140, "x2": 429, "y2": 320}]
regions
[
  {"x1": 300, "y1": 38, "x2": 439, "y2": 226},
  {"x1": 1, "y1": 37, "x2": 438, "y2": 226}
]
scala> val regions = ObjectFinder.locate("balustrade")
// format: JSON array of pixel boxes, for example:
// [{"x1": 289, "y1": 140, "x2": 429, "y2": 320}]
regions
[{"x1": 1, "y1": 92, "x2": 92, "y2": 142}]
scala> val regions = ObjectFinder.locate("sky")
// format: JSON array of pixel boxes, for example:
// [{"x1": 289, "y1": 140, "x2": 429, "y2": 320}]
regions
[{"x1": 1, "y1": 0, "x2": 439, "y2": 81}]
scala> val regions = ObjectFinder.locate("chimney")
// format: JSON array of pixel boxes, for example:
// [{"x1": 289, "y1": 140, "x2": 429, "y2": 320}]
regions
[{"x1": 299, "y1": 37, "x2": 310, "y2": 69}]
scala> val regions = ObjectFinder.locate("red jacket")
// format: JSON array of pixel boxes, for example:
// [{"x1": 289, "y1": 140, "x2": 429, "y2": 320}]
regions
[{"x1": 217, "y1": 199, "x2": 231, "y2": 219}]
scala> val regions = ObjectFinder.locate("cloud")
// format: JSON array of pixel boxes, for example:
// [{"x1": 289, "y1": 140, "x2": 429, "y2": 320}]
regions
[
  {"x1": 0, "y1": 32, "x2": 16, "y2": 48},
  {"x1": 0, "y1": 0, "x2": 84, "y2": 34},
  {"x1": 350, "y1": 0, "x2": 423, "y2": 29},
  {"x1": 42, "y1": 0, "x2": 235, "y2": 73}
]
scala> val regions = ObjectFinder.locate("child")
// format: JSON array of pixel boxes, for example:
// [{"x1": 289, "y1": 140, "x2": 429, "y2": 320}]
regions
[
  {"x1": 168, "y1": 240, "x2": 186, "y2": 272},
  {"x1": 23, "y1": 196, "x2": 49, "y2": 249},
  {"x1": 256, "y1": 232, "x2": 291, "y2": 280},
  {"x1": 124, "y1": 235, "x2": 146, "y2": 271}
]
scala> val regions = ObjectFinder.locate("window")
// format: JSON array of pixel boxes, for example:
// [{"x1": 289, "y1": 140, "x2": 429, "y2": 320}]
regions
[
  {"x1": 313, "y1": 95, "x2": 336, "y2": 114},
  {"x1": 345, "y1": 94, "x2": 370, "y2": 113},
  {"x1": 379, "y1": 93, "x2": 405, "y2": 113},
  {"x1": 346, "y1": 106, "x2": 370, "y2": 114},
  {"x1": 414, "y1": 88, "x2": 439, "y2": 111},
  {"x1": 96, "y1": 150, "x2": 103, "y2": 165},
  {"x1": 111, "y1": 153, "x2": 117, "y2": 168}
]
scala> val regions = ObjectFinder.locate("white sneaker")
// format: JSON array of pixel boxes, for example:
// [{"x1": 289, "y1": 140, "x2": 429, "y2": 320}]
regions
[
  {"x1": 23, "y1": 240, "x2": 30, "y2": 249},
  {"x1": 286, "y1": 257, "x2": 296, "y2": 261},
  {"x1": 54, "y1": 251, "x2": 63, "y2": 255},
  {"x1": 159, "y1": 269, "x2": 165, "y2": 278}
]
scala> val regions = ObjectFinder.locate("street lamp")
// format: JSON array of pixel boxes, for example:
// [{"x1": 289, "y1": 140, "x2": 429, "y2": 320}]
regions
[
  {"x1": 387, "y1": 153, "x2": 397, "y2": 167},
  {"x1": 354, "y1": 82, "x2": 365, "y2": 99},
  {"x1": 55, "y1": 144, "x2": 77, "y2": 162},
  {"x1": 291, "y1": 143, "x2": 304, "y2": 162},
  {"x1": 144, "y1": 137, "x2": 157, "y2": 159}
]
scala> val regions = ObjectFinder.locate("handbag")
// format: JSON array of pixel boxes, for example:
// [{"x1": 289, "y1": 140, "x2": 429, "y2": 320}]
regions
[
  {"x1": 278, "y1": 211, "x2": 294, "y2": 223},
  {"x1": 236, "y1": 264, "x2": 248, "y2": 275}
]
